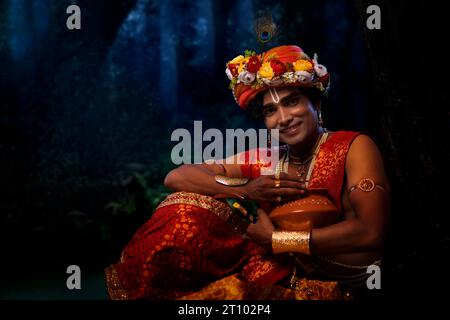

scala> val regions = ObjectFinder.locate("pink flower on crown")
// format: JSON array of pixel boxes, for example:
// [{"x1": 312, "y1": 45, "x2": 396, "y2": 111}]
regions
[{"x1": 238, "y1": 71, "x2": 256, "y2": 85}]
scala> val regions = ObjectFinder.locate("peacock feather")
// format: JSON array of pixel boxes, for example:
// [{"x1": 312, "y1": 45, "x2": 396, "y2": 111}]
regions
[{"x1": 254, "y1": 14, "x2": 279, "y2": 51}]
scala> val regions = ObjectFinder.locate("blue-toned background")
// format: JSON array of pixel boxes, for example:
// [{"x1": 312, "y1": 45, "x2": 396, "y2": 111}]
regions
[{"x1": 1, "y1": 0, "x2": 448, "y2": 299}]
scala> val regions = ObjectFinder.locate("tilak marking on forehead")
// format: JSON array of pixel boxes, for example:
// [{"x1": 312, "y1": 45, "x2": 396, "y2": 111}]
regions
[{"x1": 269, "y1": 88, "x2": 280, "y2": 104}]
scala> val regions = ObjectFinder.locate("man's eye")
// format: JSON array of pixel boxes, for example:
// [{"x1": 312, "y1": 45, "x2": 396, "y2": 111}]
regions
[
  {"x1": 286, "y1": 97, "x2": 300, "y2": 106},
  {"x1": 263, "y1": 107, "x2": 275, "y2": 116}
]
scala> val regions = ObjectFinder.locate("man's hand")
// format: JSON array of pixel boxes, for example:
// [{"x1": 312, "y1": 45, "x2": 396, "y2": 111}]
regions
[
  {"x1": 242, "y1": 173, "x2": 306, "y2": 203},
  {"x1": 246, "y1": 209, "x2": 276, "y2": 252}
]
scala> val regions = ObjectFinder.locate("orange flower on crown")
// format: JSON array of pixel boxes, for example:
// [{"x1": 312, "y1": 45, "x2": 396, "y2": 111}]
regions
[
  {"x1": 258, "y1": 62, "x2": 274, "y2": 80},
  {"x1": 293, "y1": 59, "x2": 313, "y2": 72}
]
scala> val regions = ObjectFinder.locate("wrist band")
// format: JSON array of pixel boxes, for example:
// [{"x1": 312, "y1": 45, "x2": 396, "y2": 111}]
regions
[
  {"x1": 214, "y1": 175, "x2": 250, "y2": 186},
  {"x1": 272, "y1": 230, "x2": 311, "y2": 255}
]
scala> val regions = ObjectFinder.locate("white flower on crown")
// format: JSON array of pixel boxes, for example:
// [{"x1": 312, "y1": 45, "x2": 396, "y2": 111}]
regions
[
  {"x1": 295, "y1": 71, "x2": 313, "y2": 84},
  {"x1": 314, "y1": 64, "x2": 328, "y2": 77},
  {"x1": 313, "y1": 53, "x2": 328, "y2": 78},
  {"x1": 238, "y1": 71, "x2": 256, "y2": 85},
  {"x1": 282, "y1": 72, "x2": 297, "y2": 83},
  {"x1": 225, "y1": 68, "x2": 234, "y2": 80},
  {"x1": 262, "y1": 77, "x2": 283, "y2": 86}
]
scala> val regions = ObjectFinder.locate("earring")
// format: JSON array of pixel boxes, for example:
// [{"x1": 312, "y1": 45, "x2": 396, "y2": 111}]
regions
[
  {"x1": 268, "y1": 130, "x2": 272, "y2": 148},
  {"x1": 318, "y1": 110, "x2": 323, "y2": 127}
]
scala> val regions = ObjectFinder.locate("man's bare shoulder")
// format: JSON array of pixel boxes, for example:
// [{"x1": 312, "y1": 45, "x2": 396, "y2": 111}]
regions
[
  {"x1": 349, "y1": 134, "x2": 380, "y2": 155},
  {"x1": 345, "y1": 134, "x2": 386, "y2": 185}
]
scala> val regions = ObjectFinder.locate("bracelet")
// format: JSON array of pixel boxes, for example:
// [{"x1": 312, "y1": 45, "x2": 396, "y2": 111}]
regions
[
  {"x1": 272, "y1": 230, "x2": 311, "y2": 255},
  {"x1": 214, "y1": 175, "x2": 250, "y2": 186}
]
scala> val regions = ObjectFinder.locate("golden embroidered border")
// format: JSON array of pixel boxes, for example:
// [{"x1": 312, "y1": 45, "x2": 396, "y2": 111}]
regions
[
  {"x1": 158, "y1": 192, "x2": 250, "y2": 235},
  {"x1": 305, "y1": 132, "x2": 329, "y2": 187},
  {"x1": 156, "y1": 192, "x2": 233, "y2": 222},
  {"x1": 105, "y1": 265, "x2": 128, "y2": 300}
]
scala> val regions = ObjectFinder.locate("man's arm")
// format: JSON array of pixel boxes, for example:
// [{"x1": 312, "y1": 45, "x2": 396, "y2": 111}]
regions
[
  {"x1": 164, "y1": 154, "x2": 246, "y2": 197},
  {"x1": 310, "y1": 134, "x2": 389, "y2": 254},
  {"x1": 164, "y1": 153, "x2": 305, "y2": 202},
  {"x1": 247, "y1": 135, "x2": 390, "y2": 254}
]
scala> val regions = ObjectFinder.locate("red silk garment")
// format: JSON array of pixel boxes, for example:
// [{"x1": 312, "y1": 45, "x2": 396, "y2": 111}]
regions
[
  {"x1": 308, "y1": 131, "x2": 360, "y2": 211},
  {"x1": 239, "y1": 131, "x2": 360, "y2": 211},
  {"x1": 237, "y1": 131, "x2": 360, "y2": 283},
  {"x1": 105, "y1": 131, "x2": 360, "y2": 299},
  {"x1": 105, "y1": 192, "x2": 258, "y2": 299}
]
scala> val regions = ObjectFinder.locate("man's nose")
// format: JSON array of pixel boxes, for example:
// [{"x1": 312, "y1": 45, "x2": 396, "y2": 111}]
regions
[{"x1": 278, "y1": 107, "x2": 293, "y2": 127}]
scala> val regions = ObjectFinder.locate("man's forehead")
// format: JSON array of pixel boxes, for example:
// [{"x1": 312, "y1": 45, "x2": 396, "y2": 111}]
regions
[{"x1": 263, "y1": 87, "x2": 300, "y2": 105}]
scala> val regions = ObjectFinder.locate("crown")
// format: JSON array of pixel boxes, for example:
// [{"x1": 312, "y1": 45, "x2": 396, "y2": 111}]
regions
[{"x1": 225, "y1": 45, "x2": 330, "y2": 109}]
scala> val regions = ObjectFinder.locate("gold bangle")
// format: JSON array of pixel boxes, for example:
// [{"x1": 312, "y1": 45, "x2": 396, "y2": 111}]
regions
[
  {"x1": 214, "y1": 175, "x2": 250, "y2": 187},
  {"x1": 272, "y1": 230, "x2": 311, "y2": 255},
  {"x1": 274, "y1": 180, "x2": 281, "y2": 188}
]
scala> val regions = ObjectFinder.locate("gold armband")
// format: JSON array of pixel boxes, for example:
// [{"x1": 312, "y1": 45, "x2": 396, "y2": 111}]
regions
[
  {"x1": 272, "y1": 230, "x2": 311, "y2": 255},
  {"x1": 349, "y1": 178, "x2": 386, "y2": 193},
  {"x1": 214, "y1": 175, "x2": 250, "y2": 187}
]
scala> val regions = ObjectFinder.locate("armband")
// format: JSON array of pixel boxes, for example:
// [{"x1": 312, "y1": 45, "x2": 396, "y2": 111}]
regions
[{"x1": 349, "y1": 178, "x2": 386, "y2": 193}]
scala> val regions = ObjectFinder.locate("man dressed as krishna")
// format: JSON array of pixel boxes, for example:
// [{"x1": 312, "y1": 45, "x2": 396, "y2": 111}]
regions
[{"x1": 105, "y1": 16, "x2": 389, "y2": 300}]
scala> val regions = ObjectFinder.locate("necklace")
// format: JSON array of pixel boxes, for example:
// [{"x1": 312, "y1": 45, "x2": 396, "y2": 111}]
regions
[
  {"x1": 278, "y1": 131, "x2": 329, "y2": 183},
  {"x1": 293, "y1": 157, "x2": 313, "y2": 180},
  {"x1": 289, "y1": 152, "x2": 314, "y2": 180},
  {"x1": 289, "y1": 149, "x2": 314, "y2": 163},
  {"x1": 288, "y1": 133, "x2": 323, "y2": 180}
]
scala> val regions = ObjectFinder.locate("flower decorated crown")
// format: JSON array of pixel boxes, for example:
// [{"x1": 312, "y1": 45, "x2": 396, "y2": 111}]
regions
[{"x1": 226, "y1": 45, "x2": 330, "y2": 109}]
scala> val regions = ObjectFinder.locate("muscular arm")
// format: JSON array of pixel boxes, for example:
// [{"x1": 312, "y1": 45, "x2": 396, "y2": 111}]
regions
[
  {"x1": 310, "y1": 135, "x2": 389, "y2": 254},
  {"x1": 164, "y1": 154, "x2": 305, "y2": 202},
  {"x1": 164, "y1": 159, "x2": 246, "y2": 197}
]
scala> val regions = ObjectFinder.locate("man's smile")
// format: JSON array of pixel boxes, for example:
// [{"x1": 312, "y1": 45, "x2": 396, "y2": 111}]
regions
[{"x1": 279, "y1": 122, "x2": 302, "y2": 136}]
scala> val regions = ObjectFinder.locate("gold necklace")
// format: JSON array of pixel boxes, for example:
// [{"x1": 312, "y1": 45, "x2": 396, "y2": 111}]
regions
[
  {"x1": 293, "y1": 157, "x2": 313, "y2": 180},
  {"x1": 288, "y1": 133, "x2": 323, "y2": 180},
  {"x1": 288, "y1": 150, "x2": 314, "y2": 163},
  {"x1": 289, "y1": 153, "x2": 313, "y2": 180}
]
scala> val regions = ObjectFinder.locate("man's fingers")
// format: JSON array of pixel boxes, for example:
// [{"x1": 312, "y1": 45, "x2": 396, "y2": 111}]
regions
[
  {"x1": 276, "y1": 172, "x2": 306, "y2": 183},
  {"x1": 268, "y1": 180, "x2": 305, "y2": 190},
  {"x1": 276, "y1": 180, "x2": 306, "y2": 189},
  {"x1": 266, "y1": 188, "x2": 306, "y2": 203},
  {"x1": 277, "y1": 194, "x2": 306, "y2": 202},
  {"x1": 270, "y1": 188, "x2": 306, "y2": 197},
  {"x1": 269, "y1": 175, "x2": 306, "y2": 189}
]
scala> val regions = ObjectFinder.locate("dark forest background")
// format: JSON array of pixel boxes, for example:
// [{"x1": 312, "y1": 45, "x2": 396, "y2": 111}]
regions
[{"x1": 0, "y1": 0, "x2": 448, "y2": 299}]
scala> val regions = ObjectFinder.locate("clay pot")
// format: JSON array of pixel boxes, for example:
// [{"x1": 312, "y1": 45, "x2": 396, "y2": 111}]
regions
[{"x1": 269, "y1": 192, "x2": 339, "y2": 231}]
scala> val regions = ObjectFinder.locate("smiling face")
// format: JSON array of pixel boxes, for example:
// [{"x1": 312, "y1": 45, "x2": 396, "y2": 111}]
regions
[{"x1": 262, "y1": 87, "x2": 320, "y2": 146}]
